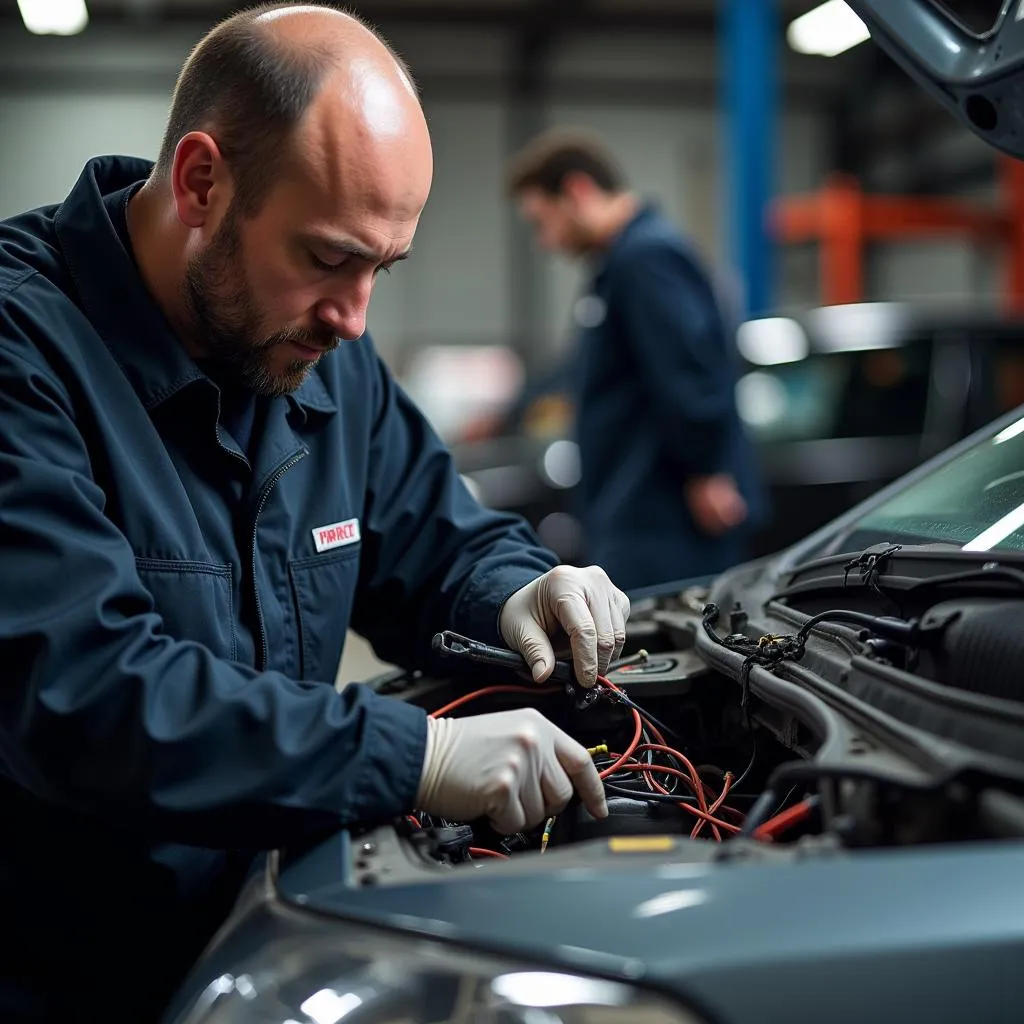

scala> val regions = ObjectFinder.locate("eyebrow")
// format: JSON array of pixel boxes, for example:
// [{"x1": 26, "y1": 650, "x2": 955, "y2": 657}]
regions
[{"x1": 306, "y1": 234, "x2": 413, "y2": 265}]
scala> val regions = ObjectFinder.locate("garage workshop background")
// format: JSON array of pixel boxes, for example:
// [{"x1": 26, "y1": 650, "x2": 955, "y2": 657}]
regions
[{"x1": 0, "y1": 0, "x2": 1010, "y2": 679}]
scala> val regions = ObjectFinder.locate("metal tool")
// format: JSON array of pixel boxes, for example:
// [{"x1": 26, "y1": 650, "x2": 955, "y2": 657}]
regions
[{"x1": 432, "y1": 631, "x2": 603, "y2": 711}]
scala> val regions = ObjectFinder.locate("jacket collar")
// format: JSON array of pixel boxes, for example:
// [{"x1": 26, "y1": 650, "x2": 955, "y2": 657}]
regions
[
  {"x1": 591, "y1": 200, "x2": 659, "y2": 281},
  {"x1": 54, "y1": 155, "x2": 336, "y2": 420},
  {"x1": 612, "y1": 200, "x2": 659, "y2": 249}
]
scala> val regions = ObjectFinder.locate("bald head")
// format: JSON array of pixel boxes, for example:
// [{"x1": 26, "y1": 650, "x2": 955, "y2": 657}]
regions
[
  {"x1": 251, "y1": 3, "x2": 419, "y2": 100},
  {"x1": 153, "y1": 1, "x2": 424, "y2": 214},
  {"x1": 139, "y1": 2, "x2": 433, "y2": 397}
]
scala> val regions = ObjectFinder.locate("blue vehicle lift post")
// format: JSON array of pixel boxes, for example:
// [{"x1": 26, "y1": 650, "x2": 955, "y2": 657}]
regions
[{"x1": 721, "y1": 0, "x2": 779, "y2": 318}]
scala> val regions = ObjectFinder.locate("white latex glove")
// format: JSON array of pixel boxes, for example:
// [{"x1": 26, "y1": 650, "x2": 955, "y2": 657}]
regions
[
  {"x1": 415, "y1": 708, "x2": 608, "y2": 834},
  {"x1": 499, "y1": 565, "x2": 630, "y2": 689}
]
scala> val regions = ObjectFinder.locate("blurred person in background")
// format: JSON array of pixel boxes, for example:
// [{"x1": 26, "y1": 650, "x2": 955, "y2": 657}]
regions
[{"x1": 508, "y1": 129, "x2": 766, "y2": 591}]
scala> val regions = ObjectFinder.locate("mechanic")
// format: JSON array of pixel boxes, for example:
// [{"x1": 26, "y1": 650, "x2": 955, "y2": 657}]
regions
[
  {"x1": 507, "y1": 131, "x2": 766, "y2": 591},
  {"x1": 0, "y1": 5, "x2": 626, "y2": 1021}
]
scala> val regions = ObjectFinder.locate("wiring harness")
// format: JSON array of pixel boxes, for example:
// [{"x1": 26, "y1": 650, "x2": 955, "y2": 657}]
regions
[{"x1": 406, "y1": 667, "x2": 809, "y2": 863}]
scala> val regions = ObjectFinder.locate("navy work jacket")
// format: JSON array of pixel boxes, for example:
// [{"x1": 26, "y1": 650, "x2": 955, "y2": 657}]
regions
[
  {"x1": 572, "y1": 204, "x2": 765, "y2": 590},
  {"x1": 0, "y1": 156, "x2": 556, "y2": 1018}
]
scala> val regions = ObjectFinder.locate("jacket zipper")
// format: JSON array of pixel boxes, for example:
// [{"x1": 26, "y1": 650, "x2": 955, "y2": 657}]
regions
[{"x1": 251, "y1": 449, "x2": 309, "y2": 671}]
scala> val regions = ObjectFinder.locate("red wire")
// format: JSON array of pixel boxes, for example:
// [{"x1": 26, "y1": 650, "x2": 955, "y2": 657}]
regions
[
  {"x1": 598, "y1": 710, "x2": 643, "y2": 779},
  {"x1": 692, "y1": 772, "x2": 733, "y2": 840},
  {"x1": 421, "y1": 673, "x2": 738, "y2": 838},
  {"x1": 594, "y1": 676, "x2": 735, "y2": 840},
  {"x1": 468, "y1": 847, "x2": 508, "y2": 860},
  {"x1": 593, "y1": 674, "x2": 643, "y2": 778},
  {"x1": 624, "y1": 741, "x2": 720, "y2": 840},
  {"x1": 429, "y1": 685, "x2": 558, "y2": 719},
  {"x1": 606, "y1": 762, "x2": 740, "y2": 834},
  {"x1": 754, "y1": 797, "x2": 817, "y2": 841},
  {"x1": 426, "y1": 678, "x2": 642, "y2": 775}
]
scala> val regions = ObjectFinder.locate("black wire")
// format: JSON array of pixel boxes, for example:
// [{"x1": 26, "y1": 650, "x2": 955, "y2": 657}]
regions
[
  {"x1": 771, "y1": 785, "x2": 799, "y2": 818},
  {"x1": 739, "y1": 788, "x2": 779, "y2": 838},
  {"x1": 795, "y1": 609, "x2": 918, "y2": 644},
  {"x1": 731, "y1": 738, "x2": 758, "y2": 791},
  {"x1": 701, "y1": 604, "x2": 807, "y2": 711},
  {"x1": 741, "y1": 758, "x2": 971, "y2": 839},
  {"x1": 608, "y1": 649, "x2": 649, "y2": 672},
  {"x1": 613, "y1": 691, "x2": 682, "y2": 741},
  {"x1": 765, "y1": 760, "x2": 938, "y2": 793},
  {"x1": 701, "y1": 602, "x2": 925, "y2": 712},
  {"x1": 843, "y1": 545, "x2": 902, "y2": 600},
  {"x1": 639, "y1": 729, "x2": 681, "y2": 796},
  {"x1": 604, "y1": 782, "x2": 705, "y2": 805},
  {"x1": 906, "y1": 566, "x2": 1024, "y2": 594}
]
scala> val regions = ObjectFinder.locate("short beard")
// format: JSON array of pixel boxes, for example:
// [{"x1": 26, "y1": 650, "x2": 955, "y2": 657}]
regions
[{"x1": 182, "y1": 203, "x2": 338, "y2": 397}]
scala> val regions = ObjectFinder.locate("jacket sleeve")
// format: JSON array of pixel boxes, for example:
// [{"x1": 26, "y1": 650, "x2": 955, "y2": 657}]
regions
[
  {"x1": 609, "y1": 241, "x2": 739, "y2": 477},
  {"x1": 350, "y1": 348, "x2": 559, "y2": 668},
  {"x1": 0, "y1": 317, "x2": 428, "y2": 850}
]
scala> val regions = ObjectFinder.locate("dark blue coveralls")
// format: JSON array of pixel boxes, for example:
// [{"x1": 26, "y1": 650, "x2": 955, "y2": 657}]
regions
[
  {"x1": 571, "y1": 203, "x2": 765, "y2": 591},
  {"x1": 0, "y1": 156, "x2": 558, "y2": 1020}
]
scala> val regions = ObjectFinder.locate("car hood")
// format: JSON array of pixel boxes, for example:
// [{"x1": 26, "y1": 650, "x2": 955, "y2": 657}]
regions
[{"x1": 276, "y1": 835, "x2": 1024, "y2": 1023}]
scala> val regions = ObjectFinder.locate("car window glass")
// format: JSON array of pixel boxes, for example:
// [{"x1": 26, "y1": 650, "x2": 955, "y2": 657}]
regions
[
  {"x1": 970, "y1": 332, "x2": 1024, "y2": 428},
  {"x1": 737, "y1": 339, "x2": 932, "y2": 444},
  {"x1": 803, "y1": 415, "x2": 1024, "y2": 557}
]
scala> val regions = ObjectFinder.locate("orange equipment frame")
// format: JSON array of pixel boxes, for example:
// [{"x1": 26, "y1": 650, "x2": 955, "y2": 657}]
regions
[{"x1": 771, "y1": 155, "x2": 1024, "y2": 313}]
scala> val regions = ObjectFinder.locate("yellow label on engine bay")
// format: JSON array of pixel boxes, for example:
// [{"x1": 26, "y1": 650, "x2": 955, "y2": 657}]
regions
[{"x1": 608, "y1": 836, "x2": 675, "y2": 853}]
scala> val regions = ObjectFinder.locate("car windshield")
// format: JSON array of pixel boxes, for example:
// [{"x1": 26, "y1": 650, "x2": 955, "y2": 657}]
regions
[{"x1": 806, "y1": 412, "x2": 1024, "y2": 558}]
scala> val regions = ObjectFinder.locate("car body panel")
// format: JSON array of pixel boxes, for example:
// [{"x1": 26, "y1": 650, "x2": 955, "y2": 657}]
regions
[
  {"x1": 847, "y1": 0, "x2": 1024, "y2": 160},
  {"x1": 167, "y1": 837, "x2": 1024, "y2": 1024}
]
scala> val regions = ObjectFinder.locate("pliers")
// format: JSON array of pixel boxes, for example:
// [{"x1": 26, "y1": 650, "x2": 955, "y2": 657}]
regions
[{"x1": 432, "y1": 631, "x2": 603, "y2": 711}]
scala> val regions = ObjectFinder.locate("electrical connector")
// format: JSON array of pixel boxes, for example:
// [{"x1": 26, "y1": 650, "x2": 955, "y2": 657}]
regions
[
  {"x1": 426, "y1": 824, "x2": 475, "y2": 863},
  {"x1": 540, "y1": 816, "x2": 556, "y2": 853}
]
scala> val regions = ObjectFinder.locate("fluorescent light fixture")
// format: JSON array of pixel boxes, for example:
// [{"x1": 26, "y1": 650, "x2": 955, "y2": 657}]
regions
[
  {"x1": 17, "y1": 0, "x2": 88, "y2": 34},
  {"x1": 806, "y1": 302, "x2": 909, "y2": 353},
  {"x1": 788, "y1": 0, "x2": 870, "y2": 58}
]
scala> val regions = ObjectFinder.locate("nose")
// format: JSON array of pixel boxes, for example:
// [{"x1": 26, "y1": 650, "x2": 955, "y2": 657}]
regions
[{"x1": 315, "y1": 276, "x2": 372, "y2": 340}]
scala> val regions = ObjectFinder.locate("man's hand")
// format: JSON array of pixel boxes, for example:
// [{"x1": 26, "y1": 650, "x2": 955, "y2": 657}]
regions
[
  {"x1": 685, "y1": 473, "x2": 748, "y2": 536},
  {"x1": 499, "y1": 565, "x2": 630, "y2": 689},
  {"x1": 415, "y1": 708, "x2": 608, "y2": 834}
]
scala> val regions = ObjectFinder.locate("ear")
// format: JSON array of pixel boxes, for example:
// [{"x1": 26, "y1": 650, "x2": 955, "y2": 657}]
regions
[
  {"x1": 169, "y1": 131, "x2": 233, "y2": 230},
  {"x1": 561, "y1": 171, "x2": 597, "y2": 205}
]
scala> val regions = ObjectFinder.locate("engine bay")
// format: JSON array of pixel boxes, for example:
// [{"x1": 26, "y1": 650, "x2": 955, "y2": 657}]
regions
[
  {"x1": 338, "y1": 564, "x2": 1024, "y2": 889},
  {"x1": 406, "y1": 644, "x2": 796, "y2": 861}
]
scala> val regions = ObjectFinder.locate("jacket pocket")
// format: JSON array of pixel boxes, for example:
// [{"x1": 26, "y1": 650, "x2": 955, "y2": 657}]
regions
[
  {"x1": 134, "y1": 558, "x2": 237, "y2": 661},
  {"x1": 289, "y1": 547, "x2": 360, "y2": 682}
]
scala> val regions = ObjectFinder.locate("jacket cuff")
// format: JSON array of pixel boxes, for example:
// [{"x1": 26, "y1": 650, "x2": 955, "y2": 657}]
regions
[
  {"x1": 347, "y1": 691, "x2": 429, "y2": 821},
  {"x1": 454, "y1": 565, "x2": 550, "y2": 649}
]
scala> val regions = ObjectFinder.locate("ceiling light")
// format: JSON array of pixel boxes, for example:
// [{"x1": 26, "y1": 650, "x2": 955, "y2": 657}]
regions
[
  {"x1": 17, "y1": 0, "x2": 89, "y2": 35},
  {"x1": 787, "y1": 0, "x2": 870, "y2": 58},
  {"x1": 806, "y1": 303, "x2": 909, "y2": 352},
  {"x1": 736, "y1": 317, "x2": 809, "y2": 366}
]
